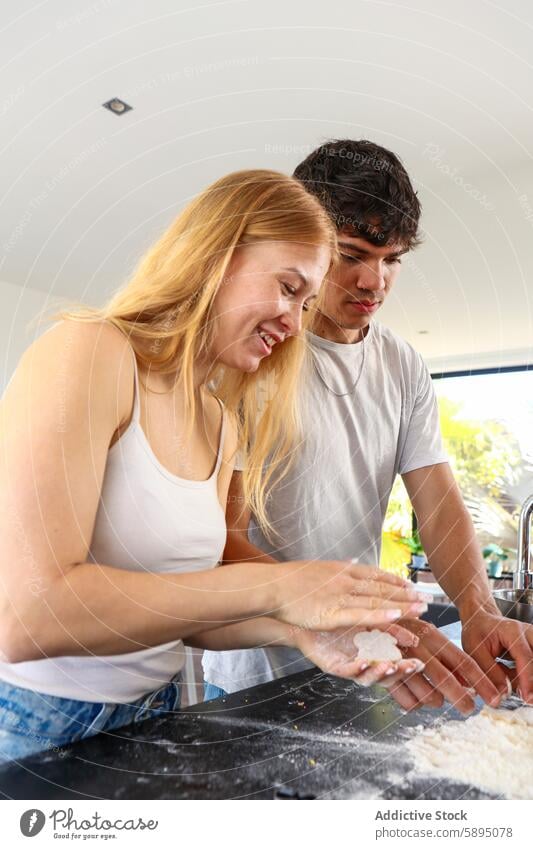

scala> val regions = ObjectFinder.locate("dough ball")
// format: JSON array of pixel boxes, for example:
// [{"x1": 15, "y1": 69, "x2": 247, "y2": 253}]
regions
[{"x1": 353, "y1": 629, "x2": 402, "y2": 662}]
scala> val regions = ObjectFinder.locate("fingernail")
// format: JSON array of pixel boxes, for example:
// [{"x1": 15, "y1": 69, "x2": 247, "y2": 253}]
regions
[
  {"x1": 416, "y1": 592, "x2": 433, "y2": 602},
  {"x1": 410, "y1": 603, "x2": 428, "y2": 614},
  {"x1": 386, "y1": 609, "x2": 402, "y2": 620},
  {"x1": 385, "y1": 667, "x2": 397, "y2": 676},
  {"x1": 406, "y1": 591, "x2": 429, "y2": 602},
  {"x1": 359, "y1": 662, "x2": 369, "y2": 672}
]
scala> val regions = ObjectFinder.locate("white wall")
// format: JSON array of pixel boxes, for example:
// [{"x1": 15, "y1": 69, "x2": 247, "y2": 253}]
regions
[
  {"x1": 379, "y1": 157, "x2": 533, "y2": 367},
  {"x1": 0, "y1": 279, "x2": 53, "y2": 393}
]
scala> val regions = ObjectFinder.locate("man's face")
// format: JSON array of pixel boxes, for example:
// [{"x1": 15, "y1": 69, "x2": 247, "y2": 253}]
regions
[{"x1": 313, "y1": 229, "x2": 407, "y2": 343}]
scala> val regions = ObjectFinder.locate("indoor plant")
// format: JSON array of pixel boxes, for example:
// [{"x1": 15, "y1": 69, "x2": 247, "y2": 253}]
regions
[
  {"x1": 399, "y1": 528, "x2": 427, "y2": 570},
  {"x1": 482, "y1": 543, "x2": 510, "y2": 578}
]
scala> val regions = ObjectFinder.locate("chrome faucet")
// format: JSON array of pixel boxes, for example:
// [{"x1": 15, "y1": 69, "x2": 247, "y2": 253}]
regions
[{"x1": 515, "y1": 494, "x2": 533, "y2": 591}]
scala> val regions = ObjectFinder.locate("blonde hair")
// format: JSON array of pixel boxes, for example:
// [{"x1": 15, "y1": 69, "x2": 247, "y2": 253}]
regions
[{"x1": 55, "y1": 169, "x2": 338, "y2": 537}]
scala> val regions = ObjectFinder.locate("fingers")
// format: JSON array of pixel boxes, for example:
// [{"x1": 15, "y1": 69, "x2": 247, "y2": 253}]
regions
[
  {"x1": 420, "y1": 623, "x2": 504, "y2": 707},
  {"x1": 453, "y1": 643, "x2": 508, "y2": 707},
  {"x1": 500, "y1": 631, "x2": 533, "y2": 704},
  {"x1": 332, "y1": 657, "x2": 423, "y2": 687},
  {"x1": 385, "y1": 623, "x2": 420, "y2": 648},
  {"x1": 522, "y1": 628, "x2": 533, "y2": 703},
  {"x1": 350, "y1": 578, "x2": 432, "y2": 606},
  {"x1": 414, "y1": 651, "x2": 476, "y2": 715},
  {"x1": 401, "y1": 635, "x2": 478, "y2": 714},
  {"x1": 462, "y1": 618, "x2": 533, "y2": 704},
  {"x1": 326, "y1": 606, "x2": 410, "y2": 630},
  {"x1": 345, "y1": 594, "x2": 429, "y2": 617},
  {"x1": 352, "y1": 658, "x2": 425, "y2": 688},
  {"x1": 331, "y1": 657, "x2": 378, "y2": 680},
  {"x1": 319, "y1": 589, "x2": 429, "y2": 630},
  {"x1": 383, "y1": 671, "x2": 444, "y2": 709},
  {"x1": 347, "y1": 562, "x2": 412, "y2": 588},
  {"x1": 351, "y1": 660, "x2": 400, "y2": 687},
  {"x1": 375, "y1": 662, "x2": 424, "y2": 690},
  {"x1": 384, "y1": 682, "x2": 421, "y2": 711}
]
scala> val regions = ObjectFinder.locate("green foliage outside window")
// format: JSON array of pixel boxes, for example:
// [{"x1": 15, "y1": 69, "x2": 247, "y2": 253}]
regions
[{"x1": 381, "y1": 376, "x2": 530, "y2": 575}]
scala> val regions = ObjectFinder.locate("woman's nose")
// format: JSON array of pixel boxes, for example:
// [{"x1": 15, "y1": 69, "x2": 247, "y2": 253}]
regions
[{"x1": 279, "y1": 302, "x2": 303, "y2": 337}]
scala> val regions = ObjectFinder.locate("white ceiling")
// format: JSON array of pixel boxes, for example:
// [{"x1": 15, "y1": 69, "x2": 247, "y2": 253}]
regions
[{"x1": 1, "y1": 0, "x2": 533, "y2": 367}]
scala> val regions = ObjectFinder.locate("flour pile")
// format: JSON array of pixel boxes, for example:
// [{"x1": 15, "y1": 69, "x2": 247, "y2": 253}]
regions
[{"x1": 407, "y1": 705, "x2": 533, "y2": 799}]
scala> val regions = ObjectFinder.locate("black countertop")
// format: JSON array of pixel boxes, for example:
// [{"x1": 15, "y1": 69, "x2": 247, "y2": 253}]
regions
[{"x1": 0, "y1": 621, "x2": 496, "y2": 800}]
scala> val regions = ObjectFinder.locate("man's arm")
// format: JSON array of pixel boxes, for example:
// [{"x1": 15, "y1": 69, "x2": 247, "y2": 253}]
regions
[
  {"x1": 403, "y1": 462, "x2": 496, "y2": 615},
  {"x1": 403, "y1": 462, "x2": 533, "y2": 704},
  {"x1": 223, "y1": 470, "x2": 277, "y2": 565}
]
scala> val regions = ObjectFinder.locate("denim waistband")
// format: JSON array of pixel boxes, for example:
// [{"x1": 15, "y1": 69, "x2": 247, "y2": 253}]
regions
[{"x1": 0, "y1": 672, "x2": 182, "y2": 764}]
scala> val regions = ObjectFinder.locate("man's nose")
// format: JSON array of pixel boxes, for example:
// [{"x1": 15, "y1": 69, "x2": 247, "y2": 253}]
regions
[{"x1": 356, "y1": 260, "x2": 386, "y2": 292}]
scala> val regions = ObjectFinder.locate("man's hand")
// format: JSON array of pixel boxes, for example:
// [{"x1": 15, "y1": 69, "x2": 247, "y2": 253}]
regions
[
  {"x1": 460, "y1": 609, "x2": 533, "y2": 704},
  {"x1": 381, "y1": 618, "x2": 505, "y2": 715},
  {"x1": 293, "y1": 623, "x2": 425, "y2": 687}
]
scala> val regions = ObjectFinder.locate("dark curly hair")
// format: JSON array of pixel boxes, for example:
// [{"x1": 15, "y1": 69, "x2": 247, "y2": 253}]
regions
[{"x1": 293, "y1": 139, "x2": 422, "y2": 250}]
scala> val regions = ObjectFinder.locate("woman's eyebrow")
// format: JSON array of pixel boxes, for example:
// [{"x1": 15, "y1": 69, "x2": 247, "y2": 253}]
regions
[{"x1": 280, "y1": 266, "x2": 310, "y2": 288}]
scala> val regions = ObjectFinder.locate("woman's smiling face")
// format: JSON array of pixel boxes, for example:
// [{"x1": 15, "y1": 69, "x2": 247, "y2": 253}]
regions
[{"x1": 209, "y1": 240, "x2": 331, "y2": 372}]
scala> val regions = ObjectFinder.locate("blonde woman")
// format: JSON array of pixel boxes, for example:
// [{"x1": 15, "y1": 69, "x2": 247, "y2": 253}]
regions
[{"x1": 0, "y1": 170, "x2": 427, "y2": 761}]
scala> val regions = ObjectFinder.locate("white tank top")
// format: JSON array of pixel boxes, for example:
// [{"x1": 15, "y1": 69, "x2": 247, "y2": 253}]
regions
[{"x1": 0, "y1": 339, "x2": 227, "y2": 703}]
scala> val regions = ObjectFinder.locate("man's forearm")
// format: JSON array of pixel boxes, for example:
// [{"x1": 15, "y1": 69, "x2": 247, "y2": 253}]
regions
[
  {"x1": 404, "y1": 464, "x2": 499, "y2": 621},
  {"x1": 419, "y1": 498, "x2": 499, "y2": 619},
  {"x1": 223, "y1": 530, "x2": 277, "y2": 565}
]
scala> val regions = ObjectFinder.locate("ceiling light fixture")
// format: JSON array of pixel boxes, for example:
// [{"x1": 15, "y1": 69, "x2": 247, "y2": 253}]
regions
[{"x1": 102, "y1": 97, "x2": 132, "y2": 115}]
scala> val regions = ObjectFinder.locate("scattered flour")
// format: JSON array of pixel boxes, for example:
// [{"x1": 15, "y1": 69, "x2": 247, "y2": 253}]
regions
[
  {"x1": 353, "y1": 630, "x2": 402, "y2": 662},
  {"x1": 407, "y1": 705, "x2": 533, "y2": 799}
]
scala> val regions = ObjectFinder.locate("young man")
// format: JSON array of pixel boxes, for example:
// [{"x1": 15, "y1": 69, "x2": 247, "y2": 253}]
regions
[{"x1": 203, "y1": 139, "x2": 533, "y2": 713}]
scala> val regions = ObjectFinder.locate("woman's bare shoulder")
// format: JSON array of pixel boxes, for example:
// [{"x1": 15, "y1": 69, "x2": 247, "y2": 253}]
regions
[
  {"x1": 12, "y1": 319, "x2": 136, "y2": 427},
  {"x1": 31, "y1": 318, "x2": 132, "y2": 360}
]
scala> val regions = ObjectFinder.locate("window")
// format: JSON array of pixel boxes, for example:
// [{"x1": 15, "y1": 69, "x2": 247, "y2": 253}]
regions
[{"x1": 382, "y1": 367, "x2": 533, "y2": 575}]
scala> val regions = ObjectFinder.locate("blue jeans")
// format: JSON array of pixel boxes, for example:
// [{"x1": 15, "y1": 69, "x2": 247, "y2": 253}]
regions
[
  {"x1": 203, "y1": 682, "x2": 227, "y2": 701},
  {"x1": 0, "y1": 673, "x2": 181, "y2": 764}
]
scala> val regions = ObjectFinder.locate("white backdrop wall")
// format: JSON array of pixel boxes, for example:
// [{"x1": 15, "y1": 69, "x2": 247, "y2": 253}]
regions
[{"x1": 0, "y1": 280, "x2": 53, "y2": 393}]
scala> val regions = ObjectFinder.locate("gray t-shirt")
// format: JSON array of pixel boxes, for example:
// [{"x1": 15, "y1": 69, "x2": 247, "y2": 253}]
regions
[{"x1": 202, "y1": 322, "x2": 448, "y2": 693}]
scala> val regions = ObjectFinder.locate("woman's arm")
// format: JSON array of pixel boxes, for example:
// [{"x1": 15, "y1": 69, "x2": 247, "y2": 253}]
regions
[
  {"x1": 189, "y1": 618, "x2": 426, "y2": 689},
  {"x1": 187, "y1": 617, "x2": 291, "y2": 651},
  {"x1": 0, "y1": 321, "x2": 275, "y2": 661},
  {"x1": 0, "y1": 321, "x2": 426, "y2": 664}
]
